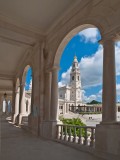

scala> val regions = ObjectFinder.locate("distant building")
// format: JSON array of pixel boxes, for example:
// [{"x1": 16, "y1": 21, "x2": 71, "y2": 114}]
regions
[
  {"x1": 58, "y1": 56, "x2": 83, "y2": 114},
  {"x1": 58, "y1": 56, "x2": 104, "y2": 114}
]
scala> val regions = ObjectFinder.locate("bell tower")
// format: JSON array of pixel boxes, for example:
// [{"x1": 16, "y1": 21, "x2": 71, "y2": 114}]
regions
[{"x1": 70, "y1": 56, "x2": 82, "y2": 105}]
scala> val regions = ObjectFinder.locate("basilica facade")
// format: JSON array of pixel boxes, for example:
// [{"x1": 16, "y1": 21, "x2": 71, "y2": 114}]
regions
[{"x1": 58, "y1": 56, "x2": 83, "y2": 114}]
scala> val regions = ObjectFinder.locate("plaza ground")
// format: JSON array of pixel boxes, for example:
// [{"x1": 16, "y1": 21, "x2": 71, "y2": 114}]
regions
[{"x1": 63, "y1": 112, "x2": 120, "y2": 126}]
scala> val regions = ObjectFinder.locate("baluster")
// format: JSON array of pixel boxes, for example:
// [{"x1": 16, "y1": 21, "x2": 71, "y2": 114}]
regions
[
  {"x1": 73, "y1": 126, "x2": 77, "y2": 143},
  {"x1": 64, "y1": 125, "x2": 68, "y2": 141},
  {"x1": 90, "y1": 128, "x2": 95, "y2": 147},
  {"x1": 60, "y1": 125, "x2": 63, "y2": 140},
  {"x1": 68, "y1": 126, "x2": 72, "y2": 142},
  {"x1": 83, "y1": 127, "x2": 88, "y2": 145},
  {"x1": 78, "y1": 127, "x2": 82, "y2": 144}
]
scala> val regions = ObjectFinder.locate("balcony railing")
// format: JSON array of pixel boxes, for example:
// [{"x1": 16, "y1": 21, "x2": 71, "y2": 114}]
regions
[{"x1": 56, "y1": 125, "x2": 95, "y2": 148}]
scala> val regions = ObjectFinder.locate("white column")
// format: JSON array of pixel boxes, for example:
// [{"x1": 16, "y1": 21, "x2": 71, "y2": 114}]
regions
[
  {"x1": 19, "y1": 85, "x2": 26, "y2": 124},
  {"x1": 28, "y1": 99, "x2": 31, "y2": 115},
  {"x1": 2, "y1": 100, "x2": 6, "y2": 113},
  {"x1": 13, "y1": 88, "x2": 20, "y2": 123},
  {"x1": 20, "y1": 88, "x2": 26, "y2": 114},
  {"x1": 50, "y1": 68, "x2": 58, "y2": 121},
  {"x1": 44, "y1": 71, "x2": 51, "y2": 121},
  {"x1": 102, "y1": 38, "x2": 116, "y2": 123}
]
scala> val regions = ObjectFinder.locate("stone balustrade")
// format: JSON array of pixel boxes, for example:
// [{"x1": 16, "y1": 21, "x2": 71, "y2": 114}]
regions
[{"x1": 56, "y1": 124, "x2": 95, "y2": 148}]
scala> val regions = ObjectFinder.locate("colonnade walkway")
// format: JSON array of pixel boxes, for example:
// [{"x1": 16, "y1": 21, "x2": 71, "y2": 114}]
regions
[{"x1": 0, "y1": 114, "x2": 104, "y2": 160}]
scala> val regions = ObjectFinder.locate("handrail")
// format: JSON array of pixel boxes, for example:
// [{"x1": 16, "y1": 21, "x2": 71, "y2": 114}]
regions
[{"x1": 56, "y1": 124, "x2": 95, "y2": 128}]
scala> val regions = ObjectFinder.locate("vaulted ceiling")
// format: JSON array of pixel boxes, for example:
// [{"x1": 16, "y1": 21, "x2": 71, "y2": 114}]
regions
[
  {"x1": 0, "y1": 0, "x2": 80, "y2": 94},
  {"x1": 0, "y1": 0, "x2": 120, "y2": 95}
]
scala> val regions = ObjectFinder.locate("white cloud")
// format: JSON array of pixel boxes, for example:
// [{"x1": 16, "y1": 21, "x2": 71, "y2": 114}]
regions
[
  {"x1": 116, "y1": 84, "x2": 120, "y2": 96},
  {"x1": 59, "y1": 45, "x2": 103, "y2": 88},
  {"x1": 58, "y1": 67, "x2": 71, "y2": 87},
  {"x1": 79, "y1": 45, "x2": 103, "y2": 88},
  {"x1": 82, "y1": 89, "x2": 102, "y2": 103},
  {"x1": 78, "y1": 28, "x2": 100, "y2": 43},
  {"x1": 58, "y1": 34, "x2": 120, "y2": 102},
  {"x1": 83, "y1": 94, "x2": 97, "y2": 103},
  {"x1": 29, "y1": 79, "x2": 32, "y2": 90},
  {"x1": 82, "y1": 83, "x2": 120, "y2": 103},
  {"x1": 59, "y1": 43, "x2": 120, "y2": 89},
  {"x1": 115, "y1": 43, "x2": 120, "y2": 75}
]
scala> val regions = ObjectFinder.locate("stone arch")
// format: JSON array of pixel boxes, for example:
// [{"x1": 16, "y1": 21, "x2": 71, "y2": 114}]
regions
[
  {"x1": 53, "y1": 23, "x2": 103, "y2": 67},
  {"x1": 22, "y1": 65, "x2": 33, "y2": 108},
  {"x1": 18, "y1": 65, "x2": 33, "y2": 125},
  {"x1": 51, "y1": 23, "x2": 103, "y2": 122},
  {"x1": 22, "y1": 65, "x2": 32, "y2": 84}
]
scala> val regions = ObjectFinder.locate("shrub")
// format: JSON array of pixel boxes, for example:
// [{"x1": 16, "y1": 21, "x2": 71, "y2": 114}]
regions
[{"x1": 60, "y1": 118, "x2": 86, "y2": 137}]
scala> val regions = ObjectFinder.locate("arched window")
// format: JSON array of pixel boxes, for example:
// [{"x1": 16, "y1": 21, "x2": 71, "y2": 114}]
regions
[
  {"x1": 78, "y1": 76, "x2": 79, "y2": 80},
  {"x1": 72, "y1": 76, "x2": 74, "y2": 80}
]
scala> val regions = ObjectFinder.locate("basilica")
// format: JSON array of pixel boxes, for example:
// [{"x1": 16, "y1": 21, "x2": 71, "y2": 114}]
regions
[
  {"x1": 1, "y1": 1, "x2": 120, "y2": 159},
  {"x1": 58, "y1": 56, "x2": 83, "y2": 114}
]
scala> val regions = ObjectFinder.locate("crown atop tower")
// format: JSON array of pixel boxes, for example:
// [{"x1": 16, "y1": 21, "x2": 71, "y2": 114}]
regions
[
  {"x1": 73, "y1": 55, "x2": 78, "y2": 63},
  {"x1": 71, "y1": 55, "x2": 79, "y2": 72}
]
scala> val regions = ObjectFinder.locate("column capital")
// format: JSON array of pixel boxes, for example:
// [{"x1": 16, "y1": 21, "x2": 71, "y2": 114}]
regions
[
  {"x1": 99, "y1": 34, "x2": 116, "y2": 44},
  {"x1": 51, "y1": 65, "x2": 60, "y2": 72},
  {"x1": 15, "y1": 91, "x2": 19, "y2": 94}
]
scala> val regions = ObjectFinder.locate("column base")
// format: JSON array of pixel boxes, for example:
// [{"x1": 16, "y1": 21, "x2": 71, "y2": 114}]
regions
[
  {"x1": 27, "y1": 113, "x2": 39, "y2": 136},
  {"x1": 13, "y1": 113, "x2": 19, "y2": 124},
  {"x1": 40, "y1": 120, "x2": 61, "y2": 139},
  {"x1": 95, "y1": 123, "x2": 120, "y2": 159},
  {"x1": 18, "y1": 113, "x2": 28, "y2": 125}
]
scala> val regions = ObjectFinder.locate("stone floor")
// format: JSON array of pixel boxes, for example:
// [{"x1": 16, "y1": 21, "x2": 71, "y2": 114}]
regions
[{"x1": 0, "y1": 115, "x2": 104, "y2": 160}]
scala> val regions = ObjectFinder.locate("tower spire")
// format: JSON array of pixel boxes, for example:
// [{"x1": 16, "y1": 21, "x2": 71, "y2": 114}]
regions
[{"x1": 70, "y1": 55, "x2": 82, "y2": 105}]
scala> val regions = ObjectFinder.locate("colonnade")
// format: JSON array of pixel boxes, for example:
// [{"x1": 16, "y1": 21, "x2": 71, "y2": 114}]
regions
[
  {"x1": 11, "y1": 32, "x2": 120, "y2": 158},
  {"x1": 13, "y1": 80, "x2": 31, "y2": 124},
  {"x1": 68, "y1": 105, "x2": 102, "y2": 113},
  {"x1": 12, "y1": 35, "x2": 117, "y2": 129},
  {"x1": 42, "y1": 35, "x2": 119, "y2": 156},
  {"x1": 1, "y1": 94, "x2": 12, "y2": 115}
]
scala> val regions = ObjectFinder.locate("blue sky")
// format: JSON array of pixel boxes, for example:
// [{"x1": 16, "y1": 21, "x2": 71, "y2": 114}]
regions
[
  {"x1": 58, "y1": 28, "x2": 120, "y2": 103},
  {"x1": 25, "y1": 28, "x2": 120, "y2": 103},
  {"x1": 25, "y1": 67, "x2": 32, "y2": 90}
]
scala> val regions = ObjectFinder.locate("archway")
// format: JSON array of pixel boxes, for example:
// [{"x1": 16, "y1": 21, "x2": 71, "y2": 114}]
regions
[
  {"x1": 19, "y1": 65, "x2": 33, "y2": 125},
  {"x1": 53, "y1": 25, "x2": 103, "y2": 127}
]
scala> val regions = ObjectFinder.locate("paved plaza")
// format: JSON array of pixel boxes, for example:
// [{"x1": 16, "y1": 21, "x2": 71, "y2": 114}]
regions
[{"x1": 63, "y1": 112, "x2": 120, "y2": 126}]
